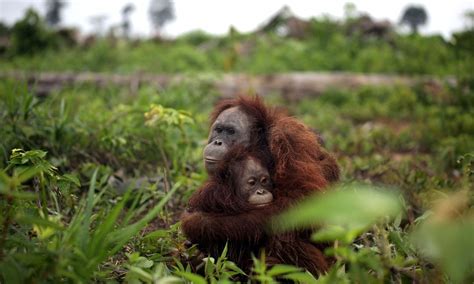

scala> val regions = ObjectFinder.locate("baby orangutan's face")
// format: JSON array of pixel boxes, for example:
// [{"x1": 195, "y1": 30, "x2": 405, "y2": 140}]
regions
[{"x1": 236, "y1": 158, "x2": 273, "y2": 207}]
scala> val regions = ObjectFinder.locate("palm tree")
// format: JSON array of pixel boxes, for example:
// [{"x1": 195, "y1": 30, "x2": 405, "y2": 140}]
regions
[
  {"x1": 45, "y1": 0, "x2": 66, "y2": 28},
  {"x1": 400, "y1": 5, "x2": 428, "y2": 34}
]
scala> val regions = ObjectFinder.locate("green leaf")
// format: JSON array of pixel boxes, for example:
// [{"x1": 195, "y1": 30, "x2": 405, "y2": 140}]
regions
[
  {"x1": 267, "y1": 264, "x2": 302, "y2": 276},
  {"x1": 136, "y1": 257, "x2": 154, "y2": 269},
  {"x1": 0, "y1": 258, "x2": 23, "y2": 284},
  {"x1": 153, "y1": 276, "x2": 183, "y2": 284},
  {"x1": 78, "y1": 168, "x2": 98, "y2": 252},
  {"x1": 143, "y1": 229, "x2": 169, "y2": 240},
  {"x1": 312, "y1": 224, "x2": 366, "y2": 244},
  {"x1": 16, "y1": 166, "x2": 42, "y2": 183},
  {"x1": 127, "y1": 266, "x2": 153, "y2": 282},
  {"x1": 223, "y1": 261, "x2": 246, "y2": 276},
  {"x1": 175, "y1": 271, "x2": 207, "y2": 284},
  {"x1": 16, "y1": 213, "x2": 64, "y2": 230},
  {"x1": 274, "y1": 184, "x2": 403, "y2": 232},
  {"x1": 0, "y1": 171, "x2": 10, "y2": 187},
  {"x1": 204, "y1": 256, "x2": 216, "y2": 278},
  {"x1": 0, "y1": 190, "x2": 36, "y2": 200},
  {"x1": 281, "y1": 271, "x2": 318, "y2": 283},
  {"x1": 411, "y1": 218, "x2": 474, "y2": 283},
  {"x1": 60, "y1": 174, "x2": 81, "y2": 187}
]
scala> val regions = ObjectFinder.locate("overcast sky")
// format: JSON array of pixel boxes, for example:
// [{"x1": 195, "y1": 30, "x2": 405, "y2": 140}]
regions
[{"x1": 1, "y1": 0, "x2": 473, "y2": 38}]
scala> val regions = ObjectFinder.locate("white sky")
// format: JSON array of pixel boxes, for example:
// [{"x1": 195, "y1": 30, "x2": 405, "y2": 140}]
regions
[{"x1": 1, "y1": 0, "x2": 473, "y2": 38}]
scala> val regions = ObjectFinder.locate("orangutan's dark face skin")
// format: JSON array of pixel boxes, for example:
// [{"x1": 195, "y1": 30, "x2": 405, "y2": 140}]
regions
[
  {"x1": 236, "y1": 158, "x2": 273, "y2": 206},
  {"x1": 203, "y1": 107, "x2": 252, "y2": 174}
]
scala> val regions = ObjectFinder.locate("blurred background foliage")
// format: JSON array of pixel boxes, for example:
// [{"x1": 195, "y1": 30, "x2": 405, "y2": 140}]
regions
[
  {"x1": 0, "y1": 4, "x2": 473, "y2": 76},
  {"x1": 0, "y1": 1, "x2": 473, "y2": 283}
]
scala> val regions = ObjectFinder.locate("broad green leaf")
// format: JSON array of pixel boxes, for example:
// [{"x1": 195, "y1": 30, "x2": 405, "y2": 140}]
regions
[{"x1": 274, "y1": 184, "x2": 403, "y2": 232}]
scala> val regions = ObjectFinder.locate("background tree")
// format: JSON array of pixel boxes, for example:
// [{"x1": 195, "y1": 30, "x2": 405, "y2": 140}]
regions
[
  {"x1": 464, "y1": 10, "x2": 474, "y2": 30},
  {"x1": 343, "y1": 2, "x2": 358, "y2": 21},
  {"x1": 452, "y1": 9, "x2": 474, "y2": 75},
  {"x1": 45, "y1": 0, "x2": 66, "y2": 28},
  {"x1": 0, "y1": 22, "x2": 10, "y2": 55},
  {"x1": 11, "y1": 9, "x2": 53, "y2": 55},
  {"x1": 400, "y1": 5, "x2": 428, "y2": 34},
  {"x1": 0, "y1": 22, "x2": 9, "y2": 37},
  {"x1": 149, "y1": 0, "x2": 175, "y2": 36},
  {"x1": 121, "y1": 3, "x2": 135, "y2": 39}
]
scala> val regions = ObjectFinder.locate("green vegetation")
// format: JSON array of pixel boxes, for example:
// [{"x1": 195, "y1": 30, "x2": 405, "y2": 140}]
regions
[
  {"x1": 0, "y1": 10, "x2": 472, "y2": 75},
  {"x1": 0, "y1": 31, "x2": 466, "y2": 75},
  {"x1": 1, "y1": 5, "x2": 473, "y2": 283},
  {"x1": 0, "y1": 77, "x2": 473, "y2": 283}
]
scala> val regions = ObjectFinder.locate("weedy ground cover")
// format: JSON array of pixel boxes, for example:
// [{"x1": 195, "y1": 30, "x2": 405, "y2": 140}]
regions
[{"x1": 0, "y1": 78, "x2": 472, "y2": 283}]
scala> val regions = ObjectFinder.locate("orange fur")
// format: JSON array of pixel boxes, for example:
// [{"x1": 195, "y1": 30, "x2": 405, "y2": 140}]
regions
[{"x1": 181, "y1": 96, "x2": 339, "y2": 276}]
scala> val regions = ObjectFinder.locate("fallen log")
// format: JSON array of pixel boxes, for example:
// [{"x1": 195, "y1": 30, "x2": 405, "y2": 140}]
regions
[{"x1": 0, "y1": 71, "x2": 453, "y2": 99}]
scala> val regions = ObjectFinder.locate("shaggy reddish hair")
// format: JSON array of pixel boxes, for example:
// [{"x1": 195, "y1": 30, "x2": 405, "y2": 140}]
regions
[
  {"x1": 183, "y1": 145, "x2": 331, "y2": 274},
  {"x1": 181, "y1": 96, "x2": 339, "y2": 275}
]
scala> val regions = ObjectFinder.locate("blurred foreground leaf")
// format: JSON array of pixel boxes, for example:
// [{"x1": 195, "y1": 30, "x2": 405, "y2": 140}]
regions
[
  {"x1": 411, "y1": 190, "x2": 474, "y2": 283},
  {"x1": 274, "y1": 184, "x2": 403, "y2": 243}
]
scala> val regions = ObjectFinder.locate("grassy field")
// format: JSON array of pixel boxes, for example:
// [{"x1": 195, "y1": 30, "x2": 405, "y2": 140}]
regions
[{"x1": 0, "y1": 76, "x2": 473, "y2": 283}]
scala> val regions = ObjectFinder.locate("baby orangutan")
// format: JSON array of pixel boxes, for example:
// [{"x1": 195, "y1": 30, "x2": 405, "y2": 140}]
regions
[
  {"x1": 185, "y1": 146, "x2": 275, "y2": 215},
  {"x1": 182, "y1": 146, "x2": 275, "y2": 269},
  {"x1": 181, "y1": 146, "x2": 330, "y2": 276},
  {"x1": 236, "y1": 157, "x2": 273, "y2": 208}
]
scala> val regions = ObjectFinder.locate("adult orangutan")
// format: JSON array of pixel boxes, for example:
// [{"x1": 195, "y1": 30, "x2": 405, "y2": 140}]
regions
[{"x1": 181, "y1": 96, "x2": 339, "y2": 275}]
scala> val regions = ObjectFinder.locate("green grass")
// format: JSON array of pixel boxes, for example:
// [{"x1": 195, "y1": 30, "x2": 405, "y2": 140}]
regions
[
  {"x1": 0, "y1": 28, "x2": 471, "y2": 76},
  {"x1": 0, "y1": 77, "x2": 473, "y2": 283}
]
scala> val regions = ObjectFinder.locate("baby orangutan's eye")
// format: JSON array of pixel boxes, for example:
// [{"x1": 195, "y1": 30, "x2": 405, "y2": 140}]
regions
[
  {"x1": 248, "y1": 179, "x2": 256, "y2": 186},
  {"x1": 260, "y1": 176, "x2": 268, "y2": 185}
]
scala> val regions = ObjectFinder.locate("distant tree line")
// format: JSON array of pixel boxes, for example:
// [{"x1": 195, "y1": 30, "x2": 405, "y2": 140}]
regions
[{"x1": 0, "y1": 0, "x2": 472, "y2": 77}]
